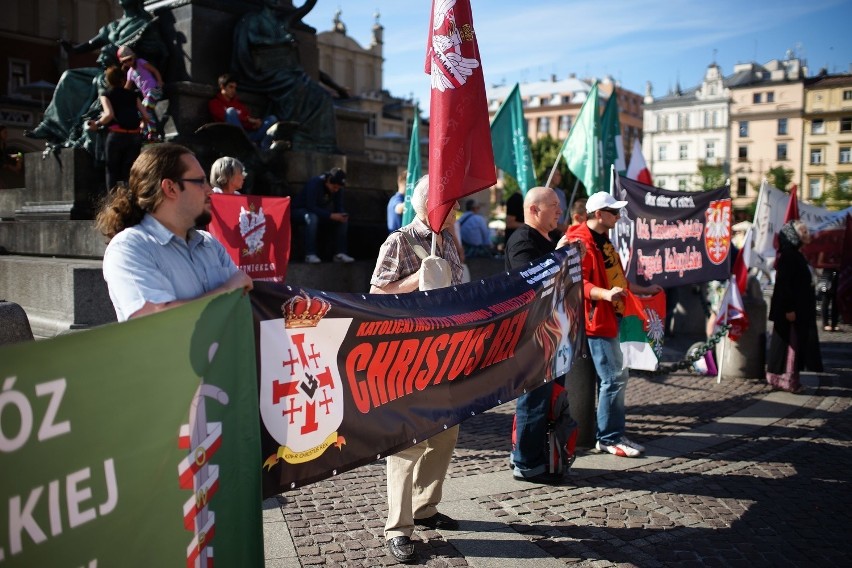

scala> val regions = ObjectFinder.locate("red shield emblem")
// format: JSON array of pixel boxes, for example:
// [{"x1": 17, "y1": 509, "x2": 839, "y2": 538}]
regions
[{"x1": 704, "y1": 199, "x2": 732, "y2": 265}]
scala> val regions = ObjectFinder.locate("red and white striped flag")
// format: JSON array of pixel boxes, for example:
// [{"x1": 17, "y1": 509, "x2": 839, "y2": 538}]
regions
[
  {"x1": 714, "y1": 276, "x2": 749, "y2": 341},
  {"x1": 425, "y1": 0, "x2": 496, "y2": 232},
  {"x1": 626, "y1": 138, "x2": 652, "y2": 185}
]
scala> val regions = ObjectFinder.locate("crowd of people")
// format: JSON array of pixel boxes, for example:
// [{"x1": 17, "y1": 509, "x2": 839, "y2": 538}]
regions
[{"x1": 95, "y1": 141, "x2": 838, "y2": 564}]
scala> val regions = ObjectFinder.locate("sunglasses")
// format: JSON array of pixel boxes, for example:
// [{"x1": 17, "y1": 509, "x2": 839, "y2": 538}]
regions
[{"x1": 600, "y1": 208, "x2": 621, "y2": 216}]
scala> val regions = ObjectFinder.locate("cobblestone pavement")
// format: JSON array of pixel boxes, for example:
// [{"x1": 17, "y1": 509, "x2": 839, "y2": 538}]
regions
[{"x1": 264, "y1": 327, "x2": 852, "y2": 567}]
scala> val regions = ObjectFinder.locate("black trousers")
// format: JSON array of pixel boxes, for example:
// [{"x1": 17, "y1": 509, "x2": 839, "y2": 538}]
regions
[{"x1": 105, "y1": 131, "x2": 142, "y2": 191}]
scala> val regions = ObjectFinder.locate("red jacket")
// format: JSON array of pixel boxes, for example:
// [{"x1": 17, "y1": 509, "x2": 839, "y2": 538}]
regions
[
  {"x1": 565, "y1": 223, "x2": 620, "y2": 338},
  {"x1": 208, "y1": 92, "x2": 254, "y2": 129}
]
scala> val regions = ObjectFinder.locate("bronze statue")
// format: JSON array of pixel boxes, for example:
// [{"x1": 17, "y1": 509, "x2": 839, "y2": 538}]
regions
[
  {"x1": 232, "y1": 0, "x2": 337, "y2": 153},
  {"x1": 26, "y1": 0, "x2": 166, "y2": 147}
]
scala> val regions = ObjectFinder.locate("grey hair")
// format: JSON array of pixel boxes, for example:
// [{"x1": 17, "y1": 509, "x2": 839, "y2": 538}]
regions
[
  {"x1": 209, "y1": 156, "x2": 245, "y2": 187},
  {"x1": 411, "y1": 174, "x2": 429, "y2": 220}
]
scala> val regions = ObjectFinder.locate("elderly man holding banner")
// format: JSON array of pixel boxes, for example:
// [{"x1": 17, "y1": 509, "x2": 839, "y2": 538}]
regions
[{"x1": 370, "y1": 175, "x2": 463, "y2": 564}]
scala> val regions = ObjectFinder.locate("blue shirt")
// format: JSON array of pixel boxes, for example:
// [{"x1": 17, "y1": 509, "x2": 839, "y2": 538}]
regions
[
  {"x1": 290, "y1": 174, "x2": 344, "y2": 220},
  {"x1": 386, "y1": 192, "x2": 404, "y2": 232},
  {"x1": 102, "y1": 214, "x2": 239, "y2": 321},
  {"x1": 457, "y1": 211, "x2": 491, "y2": 247}
]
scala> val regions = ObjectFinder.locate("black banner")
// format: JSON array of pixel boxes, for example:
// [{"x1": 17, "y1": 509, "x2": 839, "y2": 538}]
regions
[
  {"x1": 615, "y1": 175, "x2": 732, "y2": 288},
  {"x1": 250, "y1": 245, "x2": 585, "y2": 494}
]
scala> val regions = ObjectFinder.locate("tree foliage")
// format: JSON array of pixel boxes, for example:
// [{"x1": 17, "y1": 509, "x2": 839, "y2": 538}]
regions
[
  {"x1": 813, "y1": 173, "x2": 852, "y2": 209},
  {"x1": 766, "y1": 166, "x2": 794, "y2": 192},
  {"x1": 696, "y1": 161, "x2": 726, "y2": 191}
]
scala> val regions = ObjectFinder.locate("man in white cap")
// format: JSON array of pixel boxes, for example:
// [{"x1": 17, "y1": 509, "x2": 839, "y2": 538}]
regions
[{"x1": 566, "y1": 192, "x2": 661, "y2": 458}]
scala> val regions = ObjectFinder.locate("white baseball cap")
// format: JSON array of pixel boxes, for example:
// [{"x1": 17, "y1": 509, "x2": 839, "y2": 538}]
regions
[{"x1": 586, "y1": 192, "x2": 627, "y2": 213}]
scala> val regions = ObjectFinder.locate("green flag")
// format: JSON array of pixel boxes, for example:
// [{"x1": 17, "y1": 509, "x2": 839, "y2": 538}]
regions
[
  {"x1": 402, "y1": 106, "x2": 422, "y2": 226},
  {"x1": 561, "y1": 82, "x2": 602, "y2": 194},
  {"x1": 490, "y1": 83, "x2": 536, "y2": 195},
  {"x1": 0, "y1": 291, "x2": 263, "y2": 567},
  {"x1": 601, "y1": 91, "x2": 627, "y2": 193}
]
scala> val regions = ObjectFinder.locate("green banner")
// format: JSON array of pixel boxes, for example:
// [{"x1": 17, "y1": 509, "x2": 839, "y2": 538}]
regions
[
  {"x1": 490, "y1": 83, "x2": 536, "y2": 195},
  {"x1": 562, "y1": 82, "x2": 602, "y2": 194},
  {"x1": 0, "y1": 291, "x2": 262, "y2": 567},
  {"x1": 402, "y1": 105, "x2": 422, "y2": 226},
  {"x1": 601, "y1": 91, "x2": 626, "y2": 193}
]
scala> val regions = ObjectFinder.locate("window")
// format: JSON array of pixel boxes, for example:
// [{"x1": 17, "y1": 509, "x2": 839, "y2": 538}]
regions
[
  {"x1": 841, "y1": 117, "x2": 852, "y2": 132},
  {"x1": 679, "y1": 143, "x2": 688, "y2": 159},
  {"x1": 777, "y1": 143, "x2": 788, "y2": 161},
  {"x1": 366, "y1": 114, "x2": 377, "y2": 136},
  {"x1": 739, "y1": 121, "x2": 749, "y2": 137},
  {"x1": 841, "y1": 177, "x2": 852, "y2": 192},
  {"x1": 812, "y1": 119, "x2": 825, "y2": 134},
  {"x1": 753, "y1": 93, "x2": 761, "y2": 104},
  {"x1": 8, "y1": 59, "x2": 29, "y2": 95},
  {"x1": 809, "y1": 177, "x2": 822, "y2": 199},
  {"x1": 778, "y1": 118, "x2": 788, "y2": 135},
  {"x1": 658, "y1": 145, "x2": 667, "y2": 161},
  {"x1": 559, "y1": 115, "x2": 572, "y2": 132},
  {"x1": 705, "y1": 141, "x2": 716, "y2": 159},
  {"x1": 737, "y1": 178, "x2": 747, "y2": 197},
  {"x1": 677, "y1": 113, "x2": 689, "y2": 130},
  {"x1": 810, "y1": 147, "x2": 823, "y2": 164},
  {"x1": 766, "y1": 91, "x2": 775, "y2": 103},
  {"x1": 840, "y1": 147, "x2": 851, "y2": 164},
  {"x1": 678, "y1": 178, "x2": 688, "y2": 190},
  {"x1": 738, "y1": 146, "x2": 748, "y2": 160},
  {"x1": 537, "y1": 116, "x2": 550, "y2": 134},
  {"x1": 844, "y1": 90, "x2": 852, "y2": 101}
]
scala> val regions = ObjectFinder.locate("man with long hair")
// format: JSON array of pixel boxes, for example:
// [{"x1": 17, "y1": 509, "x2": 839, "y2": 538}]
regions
[{"x1": 97, "y1": 143, "x2": 252, "y2": 321}]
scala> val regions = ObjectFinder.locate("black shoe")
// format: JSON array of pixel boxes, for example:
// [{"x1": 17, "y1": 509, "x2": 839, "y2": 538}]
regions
[
  {"x1": 415, "y1": 511, "x2": 459, "y2": 530},
  {"x1": 386, "y1": 536, "x2": 417, "y2": 564},
  {"x1": 513, "y1": 471, "x2": 565, "y2": 485}
]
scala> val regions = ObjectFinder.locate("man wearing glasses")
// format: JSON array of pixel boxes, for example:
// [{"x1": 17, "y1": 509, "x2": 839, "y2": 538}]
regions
[
  {"x1": 97, "y1": 143, "x2": 253, "y2": 321},
  {"x1": 566, "y1": 192, "x2": 661, "y2": 458}
]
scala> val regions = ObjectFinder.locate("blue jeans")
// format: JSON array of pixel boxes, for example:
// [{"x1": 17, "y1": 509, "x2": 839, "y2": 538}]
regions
[
  {"x1": 511, "y1": 381, "x2": 554, "y2": 478},
  {"x1": 290, "y1": 208, "x2": 348, "y2": 257},
  {"x1": 224, "y1": 108, "x2": 277, "y2": 150},
  {"x1": 587, "y1": 335, "x2": 628, "y2": 445}
]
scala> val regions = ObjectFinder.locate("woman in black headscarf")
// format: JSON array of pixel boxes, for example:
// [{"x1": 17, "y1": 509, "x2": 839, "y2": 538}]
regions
[{"x1": 766, "y1": 220, "x2": 823, "y2": 392}]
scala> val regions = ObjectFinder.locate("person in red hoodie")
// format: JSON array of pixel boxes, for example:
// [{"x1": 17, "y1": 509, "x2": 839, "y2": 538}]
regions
[
  {"x1": 566, "y1": 192, "x2": 661, "y2": 458},
  {"x1": 208, "y1": 73, "x2": 277, "y2": 150}
]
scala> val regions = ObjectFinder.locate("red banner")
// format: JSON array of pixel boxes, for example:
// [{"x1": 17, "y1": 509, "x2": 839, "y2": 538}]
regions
[
  {"x1": 425, "y1": 0, "x2": 496, "y2": 231},
  {"x1": 209, "y1": 194, "x2": 291, "y2": 282}
]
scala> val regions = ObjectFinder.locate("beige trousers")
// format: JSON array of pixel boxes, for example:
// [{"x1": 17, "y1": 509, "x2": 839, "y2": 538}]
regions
[{"x1": 384, "y1": 425, "x2": 459, "y2": 539}]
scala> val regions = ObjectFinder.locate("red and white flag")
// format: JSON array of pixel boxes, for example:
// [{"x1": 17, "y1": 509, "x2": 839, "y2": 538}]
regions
[
  {"x1": 208, "y1": 194, "x2": 291, "y2": 282},
  {"x1": 713, "y1": 276, "x2": 749, "y2": 341},
  {"x1": 626, "y1": 138, "x2": 652, "y2": 185},
  {"x1": 732, "y1": 227, "x2": 753, "y2": 295},
  {"x1": 425, "y1": 0, "x2": 496, "y2": 232}
]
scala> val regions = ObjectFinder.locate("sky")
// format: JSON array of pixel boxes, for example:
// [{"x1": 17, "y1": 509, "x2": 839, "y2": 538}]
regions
[{"x1": 303, "y1": 0, "x2": 852, "y2": 116}]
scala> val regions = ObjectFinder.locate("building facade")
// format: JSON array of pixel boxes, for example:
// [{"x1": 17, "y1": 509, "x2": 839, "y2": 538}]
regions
[
  {"x1": 802, "y1": 74, "x2": 852, "y2": 204},
  {"x1": 0, "y1": 0, "x2": 115, "y2": 155},
  {"x1": 728, "y1": 57, "x2": 807, "y2": 207},
  {"x1": 316, "y1": 11, "x2": 422, "y2": 167},
  {"x1": 642, "y1": 63, "x2": 731, "y2": 193}
]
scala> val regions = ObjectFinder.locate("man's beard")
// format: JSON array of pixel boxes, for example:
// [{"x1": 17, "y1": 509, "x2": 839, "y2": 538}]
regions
[{"x1": 195, "y1": 210, "x2": 212, "y2": 227}]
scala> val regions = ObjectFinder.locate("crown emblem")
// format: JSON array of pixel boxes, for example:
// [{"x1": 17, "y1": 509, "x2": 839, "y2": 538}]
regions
[{"x1": 282, "y1": 291, "x2": 331, "y2": 329}]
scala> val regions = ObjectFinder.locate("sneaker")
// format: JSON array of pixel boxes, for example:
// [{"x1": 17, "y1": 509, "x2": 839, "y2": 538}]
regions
[
  {"x1": 305, "y1": 254, "x2": 322, "y2": 264},
  {"x1": 596, "y1": 439, "x2": 641, "y2": 458},
  {"x1": 333, "y1": 253, "x2": 355, "y2": 263},
  {"x1": 620, "y1": 436, "x2": 646, "y2": 453}
]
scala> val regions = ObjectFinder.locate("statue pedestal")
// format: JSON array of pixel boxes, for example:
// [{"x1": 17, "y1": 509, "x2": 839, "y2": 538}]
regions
[{"x1": 18, "y1": 148, "x2": 104, "y2": 220}]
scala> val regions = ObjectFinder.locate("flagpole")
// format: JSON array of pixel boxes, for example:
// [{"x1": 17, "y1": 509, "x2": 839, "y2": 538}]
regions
[{"x1": 545, "y1": 139, "x2": 569, "y2": 188}]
